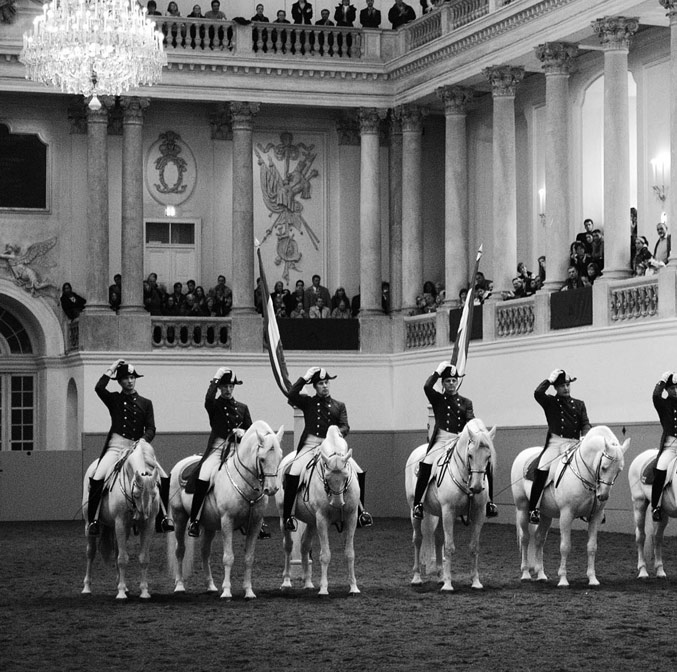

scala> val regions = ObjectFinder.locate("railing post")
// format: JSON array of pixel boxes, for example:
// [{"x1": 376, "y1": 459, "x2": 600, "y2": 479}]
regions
[
  {"x1": 233, "y1": 22, "x2": 253, "y2": 56},
  {"x1": 439, "y1": 4, "x2": 454, "y2": 34},
  {"x1": 482, "y1": 297, "x2": 497, "y2": 342},
  {"x1": 392, "y1": 313, "x2": 406, "y2": 353},
  {"x1": 592, "y1": 278, "x2": 610, "y2": 328},
  {"x1": 532, "y1": 291, "x2": 550, "y2": 335},
  {"x1": 360, "y1": 28, "x2": 382, "y2": 61},
  {"x1": 658, "y1": 266, "x2": 677, "y2": 319},
  {"x1": 435, "y1": 307, "x2": 450, "y2": 348}
]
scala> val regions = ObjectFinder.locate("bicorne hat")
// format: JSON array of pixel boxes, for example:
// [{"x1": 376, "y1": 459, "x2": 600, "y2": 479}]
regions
[
  {"x1": 440, "y1": 364, "x2": 464, "y2": 380},
  {"x1": 310, "y1": 368, "x2": 336, "y2": 385},
  {"x1": 552, "y1": 370, "x2": 576, "y2": 386},
  {"x1": 666, "y1": 373, "x2": 677, "y2": 387},
  {"x1": 116, "y1": 363, "x2": 143, "y2": 380},
  {"x1": 216, "y1": 369, "x2": 243, "y2": 386}
]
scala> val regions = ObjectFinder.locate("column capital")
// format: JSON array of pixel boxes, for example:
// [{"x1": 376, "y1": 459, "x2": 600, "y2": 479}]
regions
[
  {"x1": 358, "y1": 108, "x2": 387, "y2": 135},
  {"x1": 388, "y1": 107, "x2": 403, "y2": 136},
  {"x1": 120, "y1": 97, "x2": 150, "y2": 124},
  {"x1": 86, "y1": 99, "x2": 113, "y2": 125},
  {"x1": 229, "y1": 102, "x2": 260, "y2": 130},
  {"x1": 436, "y1": 85, "x2": 474, "y2": 115},
  {"x1": 400, "y1": 104, "x2": 427, "y2": 133},
  {"x1": 591, "y1": 16, "x2": 640, "y2": 50},
  {"x1": 68, "y1": 100, "x2": 87, "y2": 135},
  {"x1": 535, "y1": 42, "x2": 579, "y2": 75},
  {"x1": 660, "y1": 0, "x2": 677, "y2": 19},
  {"x1": 209, "y1": 103, "x2": 232, "y2": 140},
  {"x1": 336, "y1": 113, "x2": 360, "y2": 145},
  {"x1": 483, "y1": 66, "x2": 525, "y2": 97}
]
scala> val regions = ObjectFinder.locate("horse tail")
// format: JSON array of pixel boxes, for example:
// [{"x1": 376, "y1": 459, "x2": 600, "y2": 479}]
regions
[{"x1": 99, "y1": 526, "x2": 116, "y2": 565}]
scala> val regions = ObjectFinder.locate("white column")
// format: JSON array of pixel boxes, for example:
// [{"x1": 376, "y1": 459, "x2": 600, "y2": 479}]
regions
[{"x1": 388, "y1": 108, "x2": 403, "y2": 313}]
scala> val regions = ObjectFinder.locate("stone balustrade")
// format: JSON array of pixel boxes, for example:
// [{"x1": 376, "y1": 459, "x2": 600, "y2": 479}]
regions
[
  {"x1": 404, "y1": 313, "x2": 437, "y2": 349},
  {"x1": 151, "y1": 317, "x2": 231, "y2": 349}
]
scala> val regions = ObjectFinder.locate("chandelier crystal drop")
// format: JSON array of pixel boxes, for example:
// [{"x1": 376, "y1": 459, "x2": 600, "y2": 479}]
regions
[{"x1": 20, "y1": 0, "x2": 167, "y2": 103}]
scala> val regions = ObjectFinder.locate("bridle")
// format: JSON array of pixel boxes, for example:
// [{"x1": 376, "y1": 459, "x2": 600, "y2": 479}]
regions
[
  {"x1": 446, "y1": 435, "x2": 490, "y2": 497},
  {"x1": 319, "y1": 452, "x2": 354, "y2": 500},
  {"x1": 567, "y1": 443, "x2": 621, "y2": 493},
  {"x1": 225, "y1": 435, "x2": 278, "y2": 506}
]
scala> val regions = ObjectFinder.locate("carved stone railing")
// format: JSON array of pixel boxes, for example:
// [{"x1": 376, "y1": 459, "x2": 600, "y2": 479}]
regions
[
  {"x1": 449, "y1": 0, "x2": 492, "y2": 30},
  {"x1": 405, "y1": 313, "x2": 437, "y2": 349},
  {"x1": 66, "y1": 319, "x2": 80, "y2": 353},
  {"x1": 495, "y1": 297, "x2": 535, "y2": 337},
  {"x1": 151, "y1": 317, "x2": 231, "y2": 348},
  {"x1": 406, "y1": 10, "x2": 442, "y2": 50},
  {"x1": 609, "y1": 278, "x2": 659, "y2": 322}
]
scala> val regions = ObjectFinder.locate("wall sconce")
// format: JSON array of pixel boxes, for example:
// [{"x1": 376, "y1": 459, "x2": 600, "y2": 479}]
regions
[
  {"x1": 538, "y1": 187, "x2": 546, "y2": 225},
  {"x1": 165, "y1": 205, "x2": 176, "y2": 217},
  {"x1": 651, "y1": 153, "x2": 670, "y2": 203}
]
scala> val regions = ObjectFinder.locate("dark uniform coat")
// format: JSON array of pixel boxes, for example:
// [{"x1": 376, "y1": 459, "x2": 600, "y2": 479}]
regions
[
  {"x1": 534, "y1": 379, "x2": 590, "y2": 441},
  {"x1": 291, "y1": 1, "x2": 313, "y2": 24},
  {"x1": 424, "y1": 373, "x2": 474, "y2": 451},
  {"x1": 288, "y1": 376, "x2": 349, "y2": 451},
  {"x1": 653, "y1": 382, "x2": 677, "y2": 453},
  {"x1": 204, "y1": 381, "x2": 253, "y2": 448}
]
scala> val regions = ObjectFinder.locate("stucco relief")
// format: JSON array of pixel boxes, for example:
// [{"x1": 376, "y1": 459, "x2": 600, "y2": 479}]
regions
[
  {"x1": 145, "y1": 131, "x2": 197, "y2": 207},
  {"x1": 0, "y1": 236, "x2": 57, "y2": 296}
]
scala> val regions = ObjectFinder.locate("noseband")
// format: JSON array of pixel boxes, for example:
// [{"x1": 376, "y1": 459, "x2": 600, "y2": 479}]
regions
[
  {"x1": 320, "y1": 452, "x2": 354, "y2": 500},
  {"x1": 448, "y1": 436, "x2": 490, "y2": 496},
  {"x1": 226, "y1": 438, "x2": 277, "y2": 506},
  {"x1": 568, "y1": 444, "x2": 621, "y2": 492}
]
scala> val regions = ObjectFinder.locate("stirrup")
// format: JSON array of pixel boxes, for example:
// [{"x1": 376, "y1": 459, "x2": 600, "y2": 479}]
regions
[
  {"x1": 529, "y1": 509, "x2": 540, "y2": 524},
  {"x1": 258, "y1": 522, "x2": 271, "y2": 539},
  {"x1": 358, "y1": 511, "x2": 373, "y2": 528},
  {"x1": 412, "y1": 504, "x2": 424, "y2": 520},
  {"x1": 486, "y1": 502, "x2": 498, "y2": 518},
  {"x1": 87, "y1": 521, "x2": 100, "y2": 536},
  {"x1": 652, "y1": 506, "x2": 663, "y2": 522},
  {"x1": 187, "y1": 520, "x2": 201, "y2": 537},
  {"x1": 284, "y1": 516, "x2": 297, "y2": 532},
  {"x1": 156, "y1": 516, "x2": 175, "y2": 533}
]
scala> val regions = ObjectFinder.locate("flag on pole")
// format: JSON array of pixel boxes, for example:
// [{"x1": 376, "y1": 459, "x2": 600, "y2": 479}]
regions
[
  {"x1": 450, "y1": 245, "x2": 483, "y2": 380},
  {"x1": 256, "y1": 240, "x2": 292, "y2": 397}
]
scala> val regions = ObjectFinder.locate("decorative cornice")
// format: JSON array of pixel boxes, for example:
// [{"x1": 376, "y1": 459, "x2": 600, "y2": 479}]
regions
[
  {"x1": 436, "y1": 85, "x2": 473, "y2": 115},
  {"x1": 535, "y1": 42, "x2": 578, "y2": 75},
  {"x1": 229, "y1": 101, "x2": 260, "y2": 130},
  {"x1": 483, "y1": 65, "x2": 524, "y2": 97},
  {"x1": 358, "y1": 107, "x2": 386, "y2": 135},
  {"x1": 208, "y1": 104, "x2": 232, "y2": 141},
  {"x1": 336, "y1": 113, "x2": 360, "y2": 146},
  {"x1": 591, "y1": 16, "x2": 640, "y2": 51}
]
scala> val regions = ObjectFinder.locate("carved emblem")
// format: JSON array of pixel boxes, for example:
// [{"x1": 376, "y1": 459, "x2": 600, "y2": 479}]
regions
[
  {"x1": 0, "y1": 237, "x2": 57, "y2": 295},
  {"x1": 154, "y1": 131, "x2": 188, "y2": 195},
  {"x1": 146, "y1": 131, "x2": 196, "y2": 206}
]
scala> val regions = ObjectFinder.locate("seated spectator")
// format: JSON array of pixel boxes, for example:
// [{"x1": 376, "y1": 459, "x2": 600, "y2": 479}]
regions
[
  {"x1": 214, "y1": 285, "x2": 232, "y2": 315},
  {"x1": 571, "y1": 242, "x2": 591, "y2": 281},
  {"x1": 290, "y1": 299, "x2": 307, "y2": 318},
  {"x1": 146, "y1": 0, "x2": 162, "y2": 15},
  {"x1": 331, "y1": 286, "x2": 351, "y2": 311},
  {"x1": 109, "y1": 274, "x2": 121, "y2": 312},
  {"x1": 654, "y1": 222, "x2": 671, "y2": 265},
  {"x1": 458, "y1": 287, "x2": 468, "y2": 306},
  {"x1": 334, "y1": 0, "x2": 357, "y2": 26},
  {"x1": 292, "y1": 0, "x2": 313, "y2": 24},
  {"x1": 309, "y1": 296, "x2": 330, "y2": 318},
  {"x1": 331, "y1": 298, "x2": 352, "y2": 319},
  {"x1": 360, "y1": 0, "x2": 381, "y2": 27},
  {"x1": 586, "y1": 262, "x2": 602, "y2": 285},
  {"x1": 591, "y1": 229, "x2": 604, "y2": 270},
  {"x1": 434, "y1": 282, "x2": 446, "y2": 305},
  {"x1": 382, "y1": 281, "x2": 390, "y2": 313},
  {"x1": 422, "y1": 280, "x2": 437, "y2": 301},
  {"x1": 251, "y1": 3, "x2": 269, "y2": 21},
  {"x1": 163, "y1": 294, "x2": 181, "y2": 316},
  {"x1": 60, "y1": 282, "x2": 86, "y2": 320},
  {"x1": 181, "y1": 293, "x2": 203, "y2": 316},
  {"x1": 502, "y1": 277, "x2": 529, "y2": 301},
  {"x1": 633, "y1": 235, "x2": 653, "y2": 276},
  {"x1": 271, "y1": 280, "x2": 290, "y2": 307},
  {"x1": 304, "y1": 274, "x2": 331, "y2": 311},
  {"x1": 560, "y1": 266, "x2": 586, "y2": 291},
  {"x1": 576, "y1": 218, "x2": 594, "y2": 255},
  {"x1": 315, "y1": 8, "x2": 334, "y2": 24},
  {"x1": 516, "y1": 262, "x2": 537, "y2": 294},
  {"x1": 474, "y1": 287, "x2": 486, "y2": 305},
  {"x1": 388, "y1": 0, "x2": 415, "y2": 29},
  {"x1": 273, "y1": 294, "x2": 287, "y2": 318}
]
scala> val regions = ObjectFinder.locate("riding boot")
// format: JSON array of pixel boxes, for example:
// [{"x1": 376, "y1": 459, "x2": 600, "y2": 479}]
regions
[
  {"x1": 412, "y1": 462, "x2": 432, "y2": 520},
  {"x1": 528, "y1": 469, "x2": 549, "y2": 524},
  {"x1": 155, "y1": 476, "x2": 175, "y2": 533},
  {"x1": 87, "y1": 477, "x2": 105, "y2": 536},
  {"x1": 188, "y1": 478, "x2": 210, "y2": 537},
  {"x1": 486, "y1": 466, "x2": 498, "y2": 518},
  {"x1": 651, "y1": 468, "x2": 667, "y2": 522},
  {"x1": 283, "y1": 474, "x2": 300, "y2": 531},
  {"x1": 356, "y1": 472, "x2": 373, "y2": 528}
]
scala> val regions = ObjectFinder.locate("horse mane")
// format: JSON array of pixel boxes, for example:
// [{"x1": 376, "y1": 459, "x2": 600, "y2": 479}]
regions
[
  {"x1": 464, "y1": 418, "x2": 497, "y2": 466},
  {"x1": 136, "y1": 439, "x2": 158, "y2": 471},
  {"x1": 585, "y1": 425, "x2": 618, "y2": 444},
  {"x1": 243, "y1": 419, "x2": 275, "y2": 441}
]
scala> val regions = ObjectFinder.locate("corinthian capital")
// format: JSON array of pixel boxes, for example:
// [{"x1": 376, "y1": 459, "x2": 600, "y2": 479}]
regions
[
  {"x1": 400, "y1": 105, "x2": 427, "y2": 133},
  {"x1": 483, "y1": 66, "x2": 525, "y2": 98},
  {"x1": 229, "y1": 102, "x2": 260, "y2": 130},
  {"x1": 358, "y1": 108, "x2": 387, "y2": 135},
  {"x1": 120, "y1": 97, "x2": 150, "y2": 124},
  {"x1": 660, "y1": 0, "x2": 677, "y2": 18},
  {"x1": 591, "y1": 16, "x2": 640, "y2": 50},
  {"x1": 535, "y1": 43, "x2": 578, "y2": 75},
  {"x1": 436, "y1": 86, "x2": 474, "y2": 115}
]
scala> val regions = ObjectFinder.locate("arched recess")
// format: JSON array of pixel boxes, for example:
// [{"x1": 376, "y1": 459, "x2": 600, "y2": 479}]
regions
[{"x1": 66, "y1": 378, "x2": 79, "y2": 451}]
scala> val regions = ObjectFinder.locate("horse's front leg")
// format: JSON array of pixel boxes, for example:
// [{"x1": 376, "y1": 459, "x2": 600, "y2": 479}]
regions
[
  {"x1": 137, "y1": 525, "x2": 153, "y2": 600},
  {"x1": 653, "y1": 516, "x2": 670, "y2": 579},
  {"x1": 82, "y1": 530, "x2": 96, "y2": 595},
  {"x1": 516, "y1": 507, "x2": 532, "y2": 581},
  {"x1": 219, "y1": 518, "x2": 235, "y2": 599},
  {"x1": 468, "y1": 502, "x2": 486, "y2": 590},
  {"x1": 202, "y1": 529, "x2": 218, "y2": 593},
  {"x1": 585, "y1": 509, "x2": 605, "y2": 587},
  {"x1": 173, "y1": 519, "x2": 187, "y2": 593},
  {"x1": 115, "y1": 520, "x2": 130, "y2": 600},
  {"x1": 557, "y1": 510, "x2": 575, "y2": 587},
  {"x1": 440, "y1": 506, "x2": 456, "y2": 592},
  {"x1": 533, "y1": 516, "x2": 551, "y2": 582},
  {"x1": 410, "y1": 515, "x2": 423, "y2": 585},
  {"x1": 280, "y1": 522, "x2": 294, "y2": 590},
  {"x1": 242, "y1": 515, "x2": 261, "y2": 600},
  {"x1": 344, "y1": 515, "x2": 359, "y2": 595},
  {"x1": 300, "y1": 524, "x2": 315, "y2": 590},
  {"x1": 316, "y1": 514, "x2": 332, "y2": 596},
  {"x1": 632, "y1": 496, "x2": 649, "y2": 579}
]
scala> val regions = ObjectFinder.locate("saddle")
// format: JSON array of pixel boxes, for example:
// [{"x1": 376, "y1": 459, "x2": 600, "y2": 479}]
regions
[{"x1": 641, "y1": 454, "x2": 677, "y2": 486}]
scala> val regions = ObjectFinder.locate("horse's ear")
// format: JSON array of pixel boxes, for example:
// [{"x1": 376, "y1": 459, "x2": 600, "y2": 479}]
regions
[
  {"x1": 276, "y1": 426, "x2": 285, "y2": 444},
  {"x1": 488, "y1": 426, "x2": 497, "y2": 441},
  {"x1": 256, "y1": 428, "x2": 265, "y2": 444},
  {"x1": 345, "y1": 448, "x2": 352, "y2": 463},
  {"x1": 621, "y1": 437, "x2": 631, "y2": 454}
]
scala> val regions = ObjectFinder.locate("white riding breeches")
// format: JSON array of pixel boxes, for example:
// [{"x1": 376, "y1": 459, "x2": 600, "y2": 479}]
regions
[
  {"x1": 422, "y1": 430, "x2": 458, "y2": 465},
  {"x1": 657, "y1": 436, "x2": 677, "y2": 470},
  {"x1": 288, "y1": 434, "x2": 363, "y2": 476},
  {"x1": 197, "y1": 437, "x2": 230, "y2": 480},
  {"x1": 537, "y1": 434, "x2": 578, "y2": 471},
  {"x1": 92, "y1": 433, "x2": 167, "y2": 480}
]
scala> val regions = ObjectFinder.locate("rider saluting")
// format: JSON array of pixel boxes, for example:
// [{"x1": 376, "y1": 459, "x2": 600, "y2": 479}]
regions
[
  {"x1": 187, "y1": 367, "x2": 253, "y2": 538},
  {"x1": 528, "y1": 368, "x2": 591, "y2": 524},
  {"x1": 412, "y1": 360, "x2": 498, "y2": 520},
  {"x1": 87, "y1": 359, "x2": 174, "y2": 536},
  {"x1": 283, "y1": 366, "x2": 373, "y2": 531},
  {"x1": 650, "y1": 371, "x2": 677, "y2": 521}
]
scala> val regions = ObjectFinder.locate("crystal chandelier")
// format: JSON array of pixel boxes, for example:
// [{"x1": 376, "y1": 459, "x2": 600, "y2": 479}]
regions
[{"x1": 20, "y1": 0, "x2": 167, "y2": 108}]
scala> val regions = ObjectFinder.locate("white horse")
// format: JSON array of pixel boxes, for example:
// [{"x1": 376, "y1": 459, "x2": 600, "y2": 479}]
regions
[
  {"x1": 512, "y1": 426, "x2": 630, "y2": 587},
  {"x1": 404, "y1": 418, "x2": 497, "y2": 591},
  {"x1": 82, "y1": 440, "x2": 160, "y2": 600},
  {"x1": 276, "y1": 425, "x2": 361, "y2": 596},
  {"x1": 169, "y1": 420, "x2": 283, "y2": 599},
  {"x1": 629, "y1": 448, "x2": 677, "y2": 579}
]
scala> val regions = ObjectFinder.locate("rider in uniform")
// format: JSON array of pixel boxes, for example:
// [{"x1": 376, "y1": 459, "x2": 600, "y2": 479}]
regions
[
  {"x1": 187, "y1": 367, "x2": 253, "y2": 538},
  {"x1": 282, "y1": 366, "x2": 373, "y2": 531},
  {"x1": 412, "y1": 360, "x2": 498, "y2": 519},
  {"x1": 650, "y1": 371, "x2": 677, "y2": 521},
  {"x1": 528, "y1": 368, "x2": 591, "y2": 523},
  {"x1": 86, "y1": 359, "x2": 174, "y2": 536}
]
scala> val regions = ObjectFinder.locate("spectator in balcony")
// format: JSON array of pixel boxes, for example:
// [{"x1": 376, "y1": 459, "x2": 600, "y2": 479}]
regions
[
  {"x1": 331, "y1": 298, "x2": 352, "y2": 319},
  {"x1": 181, "y1": 293, "x2": 201, "y2": 316},
  {"x1": 194, "y1": 286, "x2": 210, "y2": 315},
  {"x1": 591, "y1": 229, "x2": 604, "y2": 270},
  {"x1": 560, "y1": 266, "x2": 586, "y2": 291},
  {"x1": 146, "y1": 0, "x2": 162, "y2": 15},
  {"x1": 292, "y1": 0, "x2": 313, "y2": 24},
  {"x1": 585, "y1": 262, "x2": 602, "y2": 285},
  {"x1": 214, "y1": 285, "x2": 232, "y2": 316},
  {"x1": 285, "y1": 279, "x2": 305, "y2": 314},
  {"x1": 304, "y1": 274, "x2": 331, "y2": 311},
  {"x1": 274, "y1": 9, "x2": 291, "y2": 22},
  {"x1": 186, "y1": 279, "x2": 197, "y2": 296},
  {"x1": 474, "y1": 271, "x2": 488, "y2": 291},
  {"x1": 109, "y1": 274, "x2": 121, "y2": 312},
  {"x1": 251, "y1": 3, "x2": 269, "y2": 21},
  {"x1": 273, "y1": 294, "x2": 288, "y2": 318},
  {"x1": 571, "y1": 241, "x2": 591, "y2": 281},
  {"x1": 537, "y1": 255, "x2": 546, "y2": 286},
  {"x1": 309, "y1": 295, "x2": 331, "y2": 318},
  {"x1": 271, "y1": 280, "x2": 290, "y2": 307},
  {"x1": 434, "y1": 281, "x2": 446, "y2": 306},
  {"x1": 211, "y1": 275, "x2": 230, "y2": 298},
  {"x1": 204, "y1": 0, "x2": 226, "y2": 19},
  {"x1": 360, "y1": 0, "x2": 381, "y2": 27},
  {"x1": 188, "y1": 4, "x2": 203, "y2": 17},
  {"x1": 575, "y1": 218, "x2": 594, "y2": 255},
  {"x1": 315, "y1": 8, "x2": 335, "y2": 25},
  {"x1": 170, "y1": 281, "x2": 185, "y2": 309},
  {"x1": 654, "y1": 222, "x2": 671, "y2": 266},
  {"x1": 331, "y1": 286, "x2": 351, "y2": 311},
  {"x1": 254, "y1": 277, "x2": 264, "y2": 314},
  {"x1": 516, "y1": 262, "x2": 536, "y2": 294},
  {"x1": 335, "y1": 0, "x2": 357, "y2": 26},
  {"x1": 458, "y1": 287, "x2": 468, "y2": 307},
  {"x1": 187, "y1": 4, "x2": 206, "y2": 44},
  {"x1": 422, "y1": 292, "x2": 437, "y2": 313},
  {"x1": 388, "y1": 0, "x2": 415, "y2": 29},
  {"x1": 163, "y1": 294, "x2": 181, "y2": 316},
  {"x1": 272, "y1": 9, "x2": 291, "y2": 48},
  {"x1": 290, "y1": 299, "x2": 308, "y2": 318},
  {"x1": 502, "y1": 277, "x2": 528, "y2": 301},
  {"x1": 633, "y1": 235, "x2": 655, "y2": 276},
  {"x1": 61, "y1": 282, "x2": 87, "y2": 320},
  {"x1": 144, "y1": 273, "x2": 164, "y2": 315},
  {"x1": 166, "y1": 2, "x2": 181, "y2": 16},
  {"x1": 382, "y1": 281, "x2": 390, "y2": 313}
]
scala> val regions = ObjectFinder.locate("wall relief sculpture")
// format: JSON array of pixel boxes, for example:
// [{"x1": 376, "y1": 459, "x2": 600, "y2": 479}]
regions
[
  {"x1": 145, "y1": 131, "x2": 196, "y2": 207},
  {"x1": 0, "y1": 237, "x2": 57, "y2": 295}
]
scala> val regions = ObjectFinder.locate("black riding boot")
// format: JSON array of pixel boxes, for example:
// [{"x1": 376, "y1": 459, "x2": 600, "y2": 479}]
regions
[
  {"x1": 188, "y1": 478, "x2": 210, "y2": 537},
  {"x1": 412, "y1": 462, "x2": 432, "y2": 519},
  {"x1": 87, "y1": 477, "x2": 105, "y2": 536},
  {"x1": 486, "y1": 466, "x2": 498, "y2": 518},
  {"x1": 528, "y1": 469, "x2": 549, "y2": 523},
  {"x1": 283, "y1": 474, "x2": 300, "y2": 531},
  {"x1": 155, "y1": 476, "x2": 175, "y2": 533},
  {"x1": 357, "y1": 472, "x2": 373, "y2": 528},
  {"x1": 652, "y1": 468, "x2": 667, "y2": 522}
]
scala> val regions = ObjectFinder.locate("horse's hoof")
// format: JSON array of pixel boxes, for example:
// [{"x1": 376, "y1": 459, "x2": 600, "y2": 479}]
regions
[
  {"x1": 471, "y1": 582, "x2": 484, "y2": 590},
  {"x1": 140, "y1": 592, "x2": 151, "y2": 600},
  {"x1": 637, "y1": 569, "x2": 649, "y2": 580},
  {"x1": 115, "y1": 593, "x2": 128, "y2": 600},
  {"x1": 81, "y1": 587, "x2": 91, "y2": 595},
  {"x1": 220, "y1": 593, "x2": 232, "y2": 600},
  {"x1": 244, "y1": 592, "x2": 257, "y2": 600},
  {"x1": 410, "y1": 578, "x2": 423, "y2": 586},
  {"x1": 520, "y1": 574, "x2": 532, "y2": 582},
  {"x1": 587, "y1": 579, "x2": 600, "y2": 588},
  {"x1": 349, "y1": 587, "x2": 360, "y2": 595},
  {"x1": 557, "y1": 580, "x2": 569, "y2": 588},
  {"x1": 440, "y1": 585, "x2": 454, "y2": 593},
  {"x1": 657, "y1": 570, "x2": 668, "y2": 579},
  {"x1": 174, "y1": 585, "x2": 186, "y2": 593}
]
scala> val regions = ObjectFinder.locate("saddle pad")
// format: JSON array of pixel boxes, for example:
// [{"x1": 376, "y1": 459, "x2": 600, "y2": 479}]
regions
[
  {"x1": 525, "y1": 456, "x2": 540, "y2": 482},
  {"x1": 180, "y1": 457, "x2": 201, "y2": 493},
  {"x1": 641, "y1": 457, "x2": 659, "y2": 485}
]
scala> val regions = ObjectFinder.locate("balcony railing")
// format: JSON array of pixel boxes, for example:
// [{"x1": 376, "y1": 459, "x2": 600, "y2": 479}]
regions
[
  {"x1": 151, "y1": 317, "x2": 231, "y2": 348},
  {"x1": 405, "y1": 313, "x2": 437, "y2": 349}
]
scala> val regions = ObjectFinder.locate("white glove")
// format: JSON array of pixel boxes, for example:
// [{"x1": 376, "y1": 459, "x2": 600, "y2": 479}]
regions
[
  {"x1": 213, "y1": 367, "x2": 229, "y2": 382},
  {"x1": 304, "y1": 366, "x2": 321, "y2": 382},
  {"x1": 548, "y1": 369, "x2": 563, "y2": 384},
  {"x1": 660, "y1": 371, "x2": 673, "y2": 384},
  {"x1": 233, "y1": 428, "x2": 245, "y2": 439},
  {"x1": 105, "y1": 359, "x2": 125, "y2": 377},
  {"x1": 435, "y1": 360, "x2": 451, "y2": 376}
]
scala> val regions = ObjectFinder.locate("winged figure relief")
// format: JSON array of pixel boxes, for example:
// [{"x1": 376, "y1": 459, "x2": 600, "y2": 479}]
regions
[{"x1": 0, "y1": 237, "x2": 57, "y2": 295}]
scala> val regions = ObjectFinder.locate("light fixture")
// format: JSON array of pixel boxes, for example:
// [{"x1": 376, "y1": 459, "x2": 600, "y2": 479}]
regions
[
  {"x1": 20, "y1": 0, "x2": 167, "y2": 110},
  {"x1": 165, "y1": 205, "x2": 176, "y2": 217},
  {"x1": 538, "y1": 187, "x2": 546, "y2": 225},
  {"x1": 651, "y1": 153, "x2": 670, "y2": 203}
]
